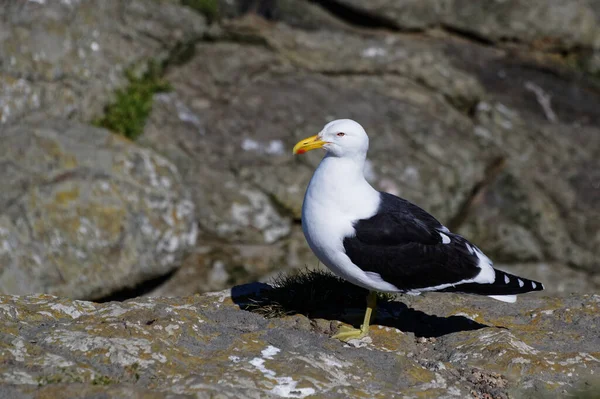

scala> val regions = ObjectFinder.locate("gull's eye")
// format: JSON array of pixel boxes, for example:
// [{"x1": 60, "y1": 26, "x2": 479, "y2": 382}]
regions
[{"x1": 336, "y1": 132, "x2": 345, "y2": 137}]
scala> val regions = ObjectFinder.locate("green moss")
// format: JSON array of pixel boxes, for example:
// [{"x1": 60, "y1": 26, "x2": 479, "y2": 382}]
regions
[
  {"x1": 243, "y1": 268, "x2": 396, "y2": 319},
  {"x1": 91, "y1": 375, "x2": 114, "y2": 386},
  {"x1": 181, "y1": 0, "x2": 218, "y2": 22},
  {"x1": 125, "y1": 362, "x2": 141, "y2": 382},
  {"x1": 37, "y1": 369, "x2": 85, "y2": 386},
  {"x1": 93, "y1": 62, "x2": 170, "y2": 140},
  {"x1": 37, "y1": 375, "x2": 63, "y2": 386}
]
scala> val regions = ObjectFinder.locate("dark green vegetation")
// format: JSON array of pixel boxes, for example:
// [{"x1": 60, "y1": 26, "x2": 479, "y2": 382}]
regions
[
  {"x1": 181, "y1": 0, "x2": 218, "y2": 22},
  {"x1": 244, "y1": 268, "x2": 396, "y2": 319},
  {"x1": 93, "y1": 62, "x2": 170, "y2": 140},
  {"x1": 93, "y1": 0, "x2": 215, "y2": 140},
  {"x1": 91, "y1": 375, "x2": 114, "y2": 386}
]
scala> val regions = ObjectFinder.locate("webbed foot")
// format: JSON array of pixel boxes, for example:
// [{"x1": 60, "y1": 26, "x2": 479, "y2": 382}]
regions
[
  {"x1": 332, "y1": 291, "x2": 378, "y2": 342},
  {"x1": 332, "y1": 324, "x2": 369, "y2": 342}
]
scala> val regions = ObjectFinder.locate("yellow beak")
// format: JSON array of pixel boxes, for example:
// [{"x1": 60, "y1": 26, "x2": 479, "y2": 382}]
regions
[{"x1": 292, "y1": 134, "x2": 328, "y2": 155}]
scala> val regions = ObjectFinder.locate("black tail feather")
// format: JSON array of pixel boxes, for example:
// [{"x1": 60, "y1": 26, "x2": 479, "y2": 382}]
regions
[{"x1": 439, "y1": 269, "x2": 544, "y2": 296}]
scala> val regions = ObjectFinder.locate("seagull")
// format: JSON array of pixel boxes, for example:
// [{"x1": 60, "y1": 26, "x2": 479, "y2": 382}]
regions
[{"x1": 293, "y1": 119, "x2": 544, "y2": 341}]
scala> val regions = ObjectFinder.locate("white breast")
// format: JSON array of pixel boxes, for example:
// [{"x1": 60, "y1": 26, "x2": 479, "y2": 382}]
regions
[{"x1": 301, "y1": 156, "x2": 399, "y2": 292}]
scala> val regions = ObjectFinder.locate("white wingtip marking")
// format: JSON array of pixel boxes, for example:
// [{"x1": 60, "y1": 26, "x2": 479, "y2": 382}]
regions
[
  {"x1": 439, "y1": 232, "x2": 451, "y2": 244},
  {"x1": 531, "y1": 282, "x2": 537, "y2": 289},
  {"x1": 489, "y1": 295, "x2": 517, "y2": 303},
  {"x1": 466, "y1": 244, "x2": 474, "y2": 254},
  {"x1": 473, "y1": 249, "x2": 495, "y2": 284},
  {"x1": 504, "y1": 275, "x2": 510, "y2": 284},
  {"x1": 518, "y1": 279, "x2": 524, "y2": 288}
]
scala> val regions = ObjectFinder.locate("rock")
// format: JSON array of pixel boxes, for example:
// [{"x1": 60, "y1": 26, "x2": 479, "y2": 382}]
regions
[
  {"x1": 141, "y1": 40, "x2": 295, "y2": 244},
  {"x1": 0, "y1": 0, "x2": 206, "y2": 125},
  {"x1": 217, "y1": 0, "x2": 352, "y2": 31},
  {"x1": 329, "y1": 0, "x2": 600, "y2": 51},
  {"x1": 0, "y1": 282, "x2": 597, "y2": 398},
  {"x1": 147, "y1": 226, "x2": 314, "y2": 297},
  {"x1": 0, "y1": 119, "x2": 197, "y2": 299}
]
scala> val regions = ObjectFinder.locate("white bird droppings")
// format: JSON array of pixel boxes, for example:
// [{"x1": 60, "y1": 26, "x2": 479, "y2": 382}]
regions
[
  {"x1": 241, "y1": 138, "x2": 260, "y2": 151},
  {"x1": 165, "y1": 324, "x2": 180, "y2": 336},
  {"x1": 9, "y1": 338, "x2": 27, "y2": 362},
  {"x1": 241, "y1": 138, "x2": 285, "y2": 155},
  {"x1": 361, "y1": 47, "x2": 387, "y2": 58},
  {"x1": 266, "y1": 140, "x2": 285, "y2": 155},
  {"x1": 249, "y1": 345, "x2": 316, "y2": 398},
  {"x1": 261, "y1": 345, "x2": 281, "y2": 360}
]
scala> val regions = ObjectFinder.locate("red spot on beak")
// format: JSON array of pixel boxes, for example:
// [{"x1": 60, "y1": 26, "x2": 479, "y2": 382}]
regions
[{"x1": 297, "y1": 149, "x2": 306, "y2": 154}]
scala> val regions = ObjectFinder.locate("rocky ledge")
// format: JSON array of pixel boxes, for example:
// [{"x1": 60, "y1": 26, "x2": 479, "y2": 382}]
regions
[{"x1": 1, "y1": 274, "x2": 598, "y2": 398}]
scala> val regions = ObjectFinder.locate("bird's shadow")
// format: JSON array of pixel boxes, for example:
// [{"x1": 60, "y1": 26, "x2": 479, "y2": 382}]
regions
[{"x1": 231, "y1": 270, "x2": 489, "y2": 338}]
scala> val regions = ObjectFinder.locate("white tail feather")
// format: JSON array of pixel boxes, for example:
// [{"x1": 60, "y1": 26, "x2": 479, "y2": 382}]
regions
[{"x1": 488, "y1": 295, "x2": 517, "y2": 303}]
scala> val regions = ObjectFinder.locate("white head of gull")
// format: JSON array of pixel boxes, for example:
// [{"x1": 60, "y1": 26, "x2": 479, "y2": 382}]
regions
[{"x1": 293, "y1": 119, "x2": 544, "y2": 341}]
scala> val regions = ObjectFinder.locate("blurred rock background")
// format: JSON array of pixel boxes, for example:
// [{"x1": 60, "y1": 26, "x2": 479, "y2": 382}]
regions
[{"x1": 1, "y1": 0, "x2": 599, "y2": 300}]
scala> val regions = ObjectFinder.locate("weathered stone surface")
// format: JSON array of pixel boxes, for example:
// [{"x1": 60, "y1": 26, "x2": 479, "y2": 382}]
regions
[
  {"x1": 0, "y1": 286, "x2": 597, "y2": 398},
  {"x1": 331, "y1": 0, "x2": 600, "y2": 51},
  {"x1": 0, "y1": 119, "x2": 197, "y2": 299},
  {"x1": 218, "y1": 0, "x2": 351, "y2": 31},
  {"x1": 148, "y1": 226, "x2": 314, "y2": 297},
  {"x1": 0, "y1": 0, "x2": 206, "y2": 125}
]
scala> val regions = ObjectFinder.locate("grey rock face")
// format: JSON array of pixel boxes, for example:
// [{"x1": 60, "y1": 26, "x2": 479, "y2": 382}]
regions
[
  {"x1": 0, "y1": 0, "x2": 206, "y2": 125},
  {"x1": 0, "y1": 287, "x2": 597, "y2": 398},
  {"x1": 1, "y1": 0, "x2": 599, "y2": 298},
  {"x1": 330, "y1": 0, "x2": 600, "y2": 51},
  {"x1": 0, "y1": 120, "x2": 197, "y2": 299}
]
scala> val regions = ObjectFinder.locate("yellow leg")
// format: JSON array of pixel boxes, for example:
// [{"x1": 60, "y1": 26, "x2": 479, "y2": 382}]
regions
[{"x1": 332, "y1": 291, "x2": 377, "y2": 342}]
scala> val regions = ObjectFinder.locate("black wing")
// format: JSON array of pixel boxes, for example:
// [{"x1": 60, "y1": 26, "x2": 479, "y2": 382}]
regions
[{"x1": 343, "y1": 192, "x2": 483, "y2": 291}]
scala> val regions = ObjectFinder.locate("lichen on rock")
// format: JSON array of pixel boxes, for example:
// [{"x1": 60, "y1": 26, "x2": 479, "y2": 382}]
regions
[
  {"x1": 0, "y1": 119, "x2": 197, "y2": 299},
  {"x1": 0, "y1": 283, "x2": 598, "y2": 398}
]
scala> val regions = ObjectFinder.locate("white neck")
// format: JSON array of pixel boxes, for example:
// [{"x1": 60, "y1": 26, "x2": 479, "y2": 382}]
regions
[
  {"x1": 304, "y1": 153, "x2": 379, "y2": 217},
  {"x1": 321, "y1": 152, "x2": 367, "y2": 182}
]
